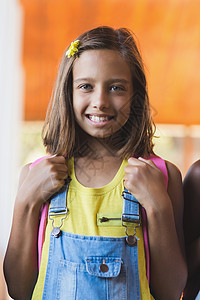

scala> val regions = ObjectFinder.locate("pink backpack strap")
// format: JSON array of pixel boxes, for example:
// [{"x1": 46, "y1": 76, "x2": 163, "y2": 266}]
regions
[
  {"x1": 37, "y1": 202, "x2": 49, "y2": 269},
  {"x1": 29, "y1": 155, "x2": 50, "y2": 269},
  {"x1": 142, "y1": 155, "x2": 168, "y2": 283}
]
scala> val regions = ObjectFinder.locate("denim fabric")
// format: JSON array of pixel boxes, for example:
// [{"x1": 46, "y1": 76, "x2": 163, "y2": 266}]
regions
[
  {"x1": 42, "y1": 183, "x2": 141, "y2": 300},
  {"x1": 42, "y1": 232, "x2": 140, "y2": 300}
]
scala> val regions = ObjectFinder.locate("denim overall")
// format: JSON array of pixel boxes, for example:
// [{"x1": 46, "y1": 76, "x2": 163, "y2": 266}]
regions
[{"x1": 42, "y1": 180, "x2": 141, "y2": 300}]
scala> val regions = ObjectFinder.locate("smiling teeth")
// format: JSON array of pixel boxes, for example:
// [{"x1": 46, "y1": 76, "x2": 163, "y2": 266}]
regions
[{"x1": 89, "y1": 115, "x2": 110, "y2": 122}]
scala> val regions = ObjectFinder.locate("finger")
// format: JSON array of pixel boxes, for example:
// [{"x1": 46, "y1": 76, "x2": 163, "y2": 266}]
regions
[
  {"x1": 51, "y1": 169, "x2": 68, "y2": 182},
  {"x1": 124, "y1": 157, "x2": 144, "y2": 173},
  {"x1": 123, "y1": 179, "x2": 132, "y2": 194},
  {"x1": 47, "y1": 154, "x2": 57, "y2": 158},
  {"x1": 127, "y1": 157, "x2": 141, "y2": 165},
  {"x1": 45, "y1": 157, "x2": 68, "y2": 176},
  {"x1": 138, "y1": 157, "x2": 158, "y2": 171},
  {"x1": 123, "y1": 174, "x2": 130, "y2": 181},
  {"x1": 56, "y1": 172, "x2": 69, "y2": 180},
  {"x1": 128, "y1": 156, "x2": 157, "y2": 171},
  {"x1": 56, "y1": 163, "x2": 68, "y2": 172},
  {"x1": 51, "y1": 155, "x2": 66, "y2": 163},
  {"x1": 53, "y1": 179, "x2": 66, "y2": 192},
  {"x1": 46, "y1": 154, "x2": 58, "y2": 161}
]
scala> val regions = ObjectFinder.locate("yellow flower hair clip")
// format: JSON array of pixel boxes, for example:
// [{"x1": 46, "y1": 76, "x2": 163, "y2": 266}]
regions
[{"x1": 66, "y1": 40, "x2": 80, "y2": 58}]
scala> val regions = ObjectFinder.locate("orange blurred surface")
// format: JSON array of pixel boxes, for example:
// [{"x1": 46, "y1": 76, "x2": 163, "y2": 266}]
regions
[{"x1": 20, "y1": 0, "x2": 200, "y2": 124}]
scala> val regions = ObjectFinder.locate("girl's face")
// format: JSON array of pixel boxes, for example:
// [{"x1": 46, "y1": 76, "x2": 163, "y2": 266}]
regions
[{"x1": 73, "y1": 49, "x2": 133, "y2": 139}]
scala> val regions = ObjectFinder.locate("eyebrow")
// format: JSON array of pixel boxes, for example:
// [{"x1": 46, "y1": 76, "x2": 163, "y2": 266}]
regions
[
  {"x1": 74, "y1": 78, "x2": 94, "y2": 83},
  {"x1": 74, "y1": 78, "x2": 130, "y2": 84}
]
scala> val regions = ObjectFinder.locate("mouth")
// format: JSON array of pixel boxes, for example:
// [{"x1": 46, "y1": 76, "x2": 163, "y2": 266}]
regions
[{"x1": 86, "y1": 114, "x2": 114, "y2": 123}]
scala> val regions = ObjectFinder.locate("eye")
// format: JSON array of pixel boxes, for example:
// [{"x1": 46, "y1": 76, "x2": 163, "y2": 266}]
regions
[
  {"x1": 79, "y1": 84, "x2": 93, "y2": 91},
  {"x1": 110, "y1": 85, "x2": 125, "y2": 92}
]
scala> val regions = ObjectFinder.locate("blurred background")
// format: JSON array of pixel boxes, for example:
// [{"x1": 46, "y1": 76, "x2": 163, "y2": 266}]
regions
[{"x1": 1, "y1": 0, "x2": 200, "y2": 298}]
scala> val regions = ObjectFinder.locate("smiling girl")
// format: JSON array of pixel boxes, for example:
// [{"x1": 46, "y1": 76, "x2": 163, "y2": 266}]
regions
[{"x1": 4, "y1": 26, "x2": 187, "y2": 300}]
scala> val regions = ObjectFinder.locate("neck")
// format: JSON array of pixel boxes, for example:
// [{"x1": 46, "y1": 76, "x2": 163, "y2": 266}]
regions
[
  {"x1": 73, "y1": 129, "x2": 126, "y2": 188},
  {"x1": 74, "y1": 126, "x2": 120, "y2": 158},
  {"x1": 74, "y1": 125, "x2": 129, "y2": 159},
  {"x1": 73, "y1": 136, "x2": 124, "y2": 188},
  {"x1": 75, "y1": 134, "x2": 122, "y2": 159}
]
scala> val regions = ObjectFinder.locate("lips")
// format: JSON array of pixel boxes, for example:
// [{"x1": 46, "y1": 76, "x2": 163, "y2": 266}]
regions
[{"x1": 86, "y1": 114, "x2": 114, "y2": 123}]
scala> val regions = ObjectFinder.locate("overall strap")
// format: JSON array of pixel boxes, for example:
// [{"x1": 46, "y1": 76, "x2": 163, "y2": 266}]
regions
[
  {"x1": 122, "y1": 187, "x2": 141, "y2": 245},
  {"x1": 49, "y1": 186, "x2": 68, "y2": 216},
  {"x1": 122, "y1": 187, "x2": 141, "y2": 298},
  {"x1": 122, "y1": 188, "x2": 140, "y2": 223},
  {"x1": 48, "y1": 179, "x2": 71, "y2": 238}
]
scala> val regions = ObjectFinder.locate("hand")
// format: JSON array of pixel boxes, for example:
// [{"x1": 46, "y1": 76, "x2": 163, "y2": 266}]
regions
[
  {"x1": 124, "y1": 157, "x2": 169, "y2": 212},
  {"x1": 18, "y1": 155, "x2": 68, "y2": 206}
]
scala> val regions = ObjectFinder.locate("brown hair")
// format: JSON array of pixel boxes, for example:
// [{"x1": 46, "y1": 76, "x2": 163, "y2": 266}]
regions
[{"x1": 42, "y1": 26, "x2": 155, "y2": 158}]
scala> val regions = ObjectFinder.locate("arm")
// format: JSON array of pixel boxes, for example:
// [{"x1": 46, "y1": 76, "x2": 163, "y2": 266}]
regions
[
  {"x1": 183, "y1": 160, "x2": 200, "y2": 299},
  {"x1": 3, "y1": 156, "x2": 68, "y2": 300},
  {"x1": 124, "y1": 157, "x2": 187, "y2": 300}
]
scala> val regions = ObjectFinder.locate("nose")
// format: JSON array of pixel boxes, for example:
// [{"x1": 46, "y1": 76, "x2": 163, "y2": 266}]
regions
[{"x1": 92, "y1": 88, "x2": 110, "y2": 110}]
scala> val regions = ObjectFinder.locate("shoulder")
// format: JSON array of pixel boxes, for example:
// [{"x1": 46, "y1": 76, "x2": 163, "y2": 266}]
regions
[
  {"x1": 165, "y1": 160, "x2": 183, "y2": 199},
  {"x1": 20, "y1": 163, "x2": 32, "y2": 177},
  {"x1": 165, "y1": 160, "x2": 182, "y2": 184},
  {"x1": 183, "y1": 159, "x2": 200, "y2": 209},
  {"x1": 18, "y1": 163, "x2": 32, "y2": 190},
  {"x1": 183, "y1": 160, "x2": 200, "y2": 242},
  {"x1": 165, "y1": 160, "x2": 184, "y2": 219},
  {"x1": 165, "y1": 161, "x2": 183, "y2": 205},
  {"x1": 184, "y1": 159, "x2": 200, "y2": 186},
  {"x1": 188, "y1": 159, "x2": 200, "y2": 171},
  {"x1": 165, "y1": 160, "x2": 185, "y2": 249},
  {"x1": 183, "y1": 159, "x2": 200, "y2": 204}
]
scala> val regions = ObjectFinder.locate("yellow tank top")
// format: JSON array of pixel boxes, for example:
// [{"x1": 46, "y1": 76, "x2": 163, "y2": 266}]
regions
[{"x1": 32, "y1": 158, "x2": 154, "y2": 299}]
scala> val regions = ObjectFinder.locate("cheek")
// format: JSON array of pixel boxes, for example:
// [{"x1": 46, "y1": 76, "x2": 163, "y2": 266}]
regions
[
  {"x1": 118, "y1": 100, "x2": 131, "y2": 121},
  {"x1": 73, "y1": 94, "x2": 86, "y2": 117}
]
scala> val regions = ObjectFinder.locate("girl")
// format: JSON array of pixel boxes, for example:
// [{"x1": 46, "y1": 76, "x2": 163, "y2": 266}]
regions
[
  {"x1": 4, "y1": 26, "x2": 187, "y2": 300},
  {"x1": 183, "y1": 160, "x2": 200, "y2": 300}
]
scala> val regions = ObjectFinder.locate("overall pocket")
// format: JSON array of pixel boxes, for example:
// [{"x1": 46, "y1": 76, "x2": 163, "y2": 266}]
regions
[{"x1": 56, "y1": 256, "x2": 127, "y2": 300}]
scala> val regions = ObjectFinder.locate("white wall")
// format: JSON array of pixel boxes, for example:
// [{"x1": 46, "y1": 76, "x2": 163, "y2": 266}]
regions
[{"x1": 0, "y1": 0, "x2": 24, "y2": 254}]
